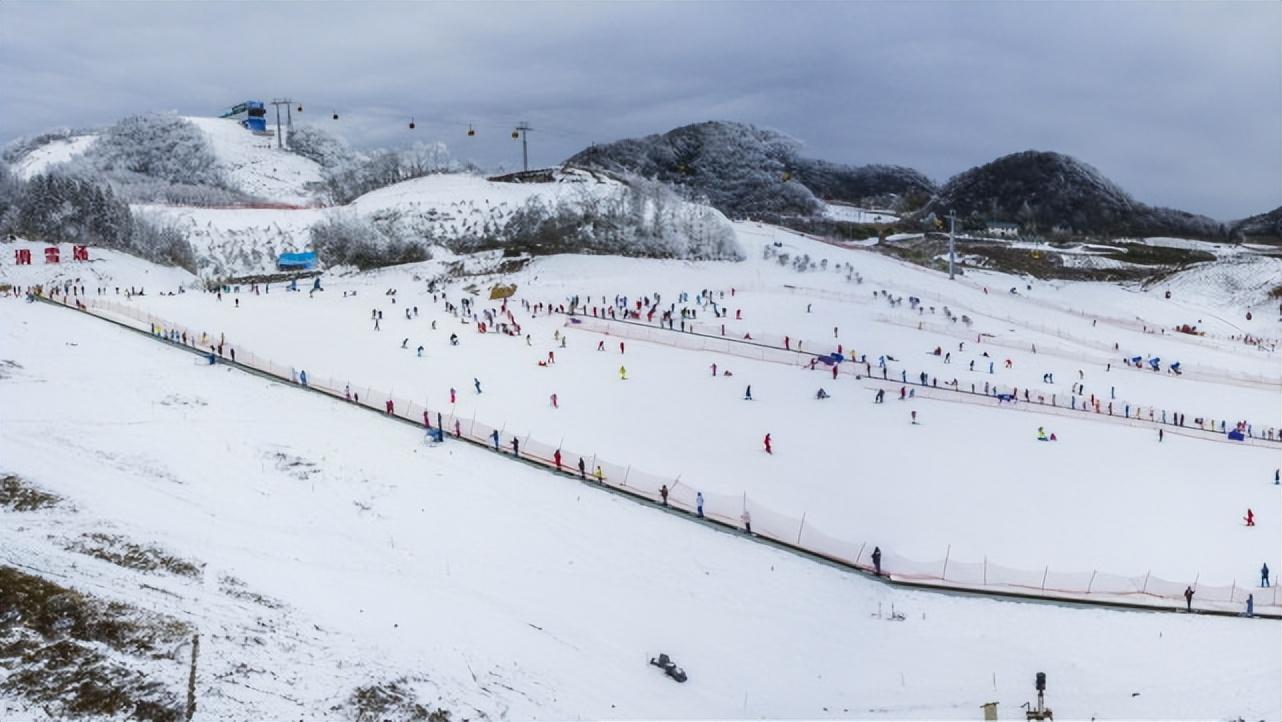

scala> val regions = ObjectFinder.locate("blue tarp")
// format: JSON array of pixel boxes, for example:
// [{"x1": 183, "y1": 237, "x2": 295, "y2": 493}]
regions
[
  {"x1": 1227, "y1": 430, "x2": 1245, "y2": 442},
  {"x1": 277, "y1": 252, "x2": 317, "y2": 270}
]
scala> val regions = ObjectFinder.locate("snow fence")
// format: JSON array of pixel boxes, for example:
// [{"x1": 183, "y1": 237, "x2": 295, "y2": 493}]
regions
[{"x1": 566, "y1": 313, "x2": 1281, "y2": 447}]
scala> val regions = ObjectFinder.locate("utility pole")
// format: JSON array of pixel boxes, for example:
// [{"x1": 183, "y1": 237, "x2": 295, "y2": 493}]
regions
[
  {"x1": 270, "y1": 99, "x2": 297, "y2": 149},
  {"x1": 948, "y1": 209, "x2": 957, "y2": 280},
  {"x1": 514, "y1": 121, "x2": 532, "y2": 171}
]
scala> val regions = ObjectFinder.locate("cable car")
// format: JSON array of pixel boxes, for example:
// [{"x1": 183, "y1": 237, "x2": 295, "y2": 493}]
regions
[
  {"x1": 296, "y1": 104, "x2": 303, "y2": 113},
  {"x1": 332, "y1": 111, "x2": 339, "y2": 120},
  {"x1": 512, "y1": 130, "x2": 520, "y2": 139},
  {"x1": 467, "y1": 125, "x2": 476, "y2": 137},
  {"x1": 409, "y1": 117, "x2": 416, "y2": 130}
]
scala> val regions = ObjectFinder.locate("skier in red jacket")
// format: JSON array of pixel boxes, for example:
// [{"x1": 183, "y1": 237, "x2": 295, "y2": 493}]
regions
[{"x1": 763, "y1": 433, "x2": 773, "y2": 454}]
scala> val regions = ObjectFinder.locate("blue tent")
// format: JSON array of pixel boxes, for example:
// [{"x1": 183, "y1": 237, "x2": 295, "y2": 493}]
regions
[{"x1": 277, "y1": 251, "x2": 317, "y2": 271}]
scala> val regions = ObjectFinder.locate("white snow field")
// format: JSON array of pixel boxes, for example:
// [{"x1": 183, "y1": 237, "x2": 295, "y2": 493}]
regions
[
  {"x1": 73, "y1": 220, "x2": 1275, "y2": 590},
  {"x1": 3, "y1": 287, "x2": 1280, "y2": 721},
  {"x1": 183, "y1": 117, "x2": 324, "y2": 206},
  {"x1": 11, "y1": 134, "x2": 97, "y2": 180}
]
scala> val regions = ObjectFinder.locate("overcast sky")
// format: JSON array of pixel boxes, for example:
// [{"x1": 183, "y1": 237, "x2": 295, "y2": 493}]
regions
[{"x1": 1, "y1": 1, "x2": 1277, "y2": 219}]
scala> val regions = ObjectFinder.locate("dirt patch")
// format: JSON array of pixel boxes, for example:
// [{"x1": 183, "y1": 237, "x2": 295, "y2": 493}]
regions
[
  {"x1": 334, "y1": 678, "x2": 451, "y2": 722},
  {"x1": 65, "y1": 533, "x2": 204, "y2": 579},
  {"x1": 269, "y1": 450, "x2": 319, "y2": 481},
  {"x1": 0, "y1": 474, "x2": 62, "y2": 512},
  {"x1": 0, "y1": 566, "x2": 189, "y2": 722},
  {"x1": 217, "y1": 575, "x2": 282, "y2": 610},
  {"x1": 0, "y1": 359, "x2": 23, "y2": 379},
  {"x1": 157, "y1": 394, "x2": 208, "y2": 408}
]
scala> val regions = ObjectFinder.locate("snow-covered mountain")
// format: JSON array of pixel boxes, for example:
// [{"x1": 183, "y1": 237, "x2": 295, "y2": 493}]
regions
[{"x1": 3, "y1": 116, "x2": 741, "y2": 278}]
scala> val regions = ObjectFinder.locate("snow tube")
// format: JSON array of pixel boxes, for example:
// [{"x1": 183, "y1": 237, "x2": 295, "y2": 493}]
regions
[{"x1": 1227, "y1": 430, "x2": 1246, "y2": 442}]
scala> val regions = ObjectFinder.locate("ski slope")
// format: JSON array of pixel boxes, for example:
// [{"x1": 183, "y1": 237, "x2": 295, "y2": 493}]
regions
[
  {"x1": 11, "y1": 134, "x2": 97, "y2": 180},
  {"x1": 183, "y1": 116, "x2": 324, "y2": 206},
  {"x1": 2, "y1": 294, "x2": 1278, "y2": 720},
  {"x1": 35, "y1": 220, "x2": 1274, "y2": 591}
]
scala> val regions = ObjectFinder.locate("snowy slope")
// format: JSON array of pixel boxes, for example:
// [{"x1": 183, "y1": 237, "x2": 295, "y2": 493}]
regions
[
  {"x1": 1, "y1": 298, "x2": 1278, "y2": 720},
  {"x1": 823, "y1": 202, "x2": 899, "y2": 224},
  {"x1": 11, "y1": 134, "x2": 97, "y2": 179},
  {"x1": 23, "y1": 221, "x2": 1279, "y2": 591},
  {"x1": 1143, "y1": 253, "x2": 1282, "y2": 317},
  {"x1": 183, "y1": 116, "x2": 324, "y2": 205},
  {"x1": 135, "y1": 205, "x2": 326, "y2": 278},
  {"x1": 0, "y1": 239, "x2": 197, "y2": 290}
]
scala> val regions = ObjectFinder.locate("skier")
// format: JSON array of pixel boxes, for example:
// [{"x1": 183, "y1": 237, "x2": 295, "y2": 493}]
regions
[
  {"x1": 619, "y1": 341, "x2": 625, "y2": 354},
  {"x1": 401, "y1": 338, "x2": 408, "y2": 349},
  {"x1": 711, "y1": 363, "x2": 717, "y2": 377},
  {"x1": 619, "y1": 365, "x2": 628, "y2": 380},
  {"x1": 299, "y1": 370, "x2": 308, "y2": 387},
  {"x1": 874, "y1": 388, "x2": 885, "y2": 403},
  {"x1": 385, "y1": 399, "x2": 395, "y2": 416},
  {"x1": 578, "y1": 457, "x2": 586, "y2": 479},
  {"x1": 871, "y1": 546, "x2": 882, "y2": 576},
  {"x1": 554, "y1": 449, "x2": 562, "y2": 471},
  {"x1": 490, "y1": 429, "x2": 500, "y2": 450},
  {"x1": 744, "y1": 385, "x2": 753, "y2": 401},
  {"x1": 832, "y1": 364, "x2": 838, "y2": 380},
  {"x1": 344, "y1": 384, "x2": 351, "y2": 401},
  {"x1": 1245, "y1": 508, "x2": 1255, "y2": 527},
  {"x1": 816, "y1": 388, "x2": 830, "y2": 400},
  {"x1": 741, "y1": 509, "x2": 752, "y2": 534},
  {"x1": 1263, "y1": 563, "x2": 1271, "y2": 587},
  {"x1": 550, "y1": 393, "x2": 558, "y2": 408},
  {"x1": 911, "y1": 410, "x2": 918, "y2": 424},
  {"x1": 597, "y1": 340, "x2": 605, "y2": 351},
  {"x1": 594, "y1": 465, "x2": 605, "y2": 483},
  {"x1": 659, "y1": 484, "x2": 668, "y2": 506},
  {"x1": 763, "y1": 433, "x2": 772, "y2": 454},
  {"x1": 696, "y1": 491, "x2": 704, "y2": 518},
  {"x1": 512, "y1": 437, "x2": 520, "y2": 457},
  {"x1": 417, "y1": 345, "x2": 424, "y2": 357},
  {"x1": 1246, "y1": 593, "x2": 1254, "y2": 617},
  {"x1": 899, "y1": 386, "x2": 906, "y2": 400},
  {"x1": 1158, "y1": 428, "x2": 1164, "y2": 442},
  {"x1": 450, "y1": 387, "x2": 457, "y2": 404},
  {"x1": 1184, "y1": 585, "x2": 1194, "y2": 612},
  {"x1": 474, "y1": 378, "x2": 482, "y2": 394}
]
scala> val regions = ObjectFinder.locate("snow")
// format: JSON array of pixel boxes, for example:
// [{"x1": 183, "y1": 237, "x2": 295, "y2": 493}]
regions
[
  {"x1": 822, "y1": 202, "x2": 899, "y2": 224},
  {"x1": 0, "y1": 239, "x2": 197, "y2": 290},
  {"x1": 24, "y1": 221, "x2": 1278, "y2": 583},
  {"x1": 183, "y1": 116, "x2": 324, "y2": 205},
  {"x1": 2, "y1": 294, "x2": 1278, "y2": 720},
  {"x1": 11, "y1": 134, "x2": 97, "y2": 179},
  {"x1": 134, "y1": 204, "x2": 326, "y2": 277},
  {"x1": 3, "y1": 208, "x2": 1280, "y2": 718}
]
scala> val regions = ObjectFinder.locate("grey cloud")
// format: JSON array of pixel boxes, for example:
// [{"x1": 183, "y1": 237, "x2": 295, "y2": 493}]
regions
[{"x1": 0, "y1": 1, "x2": 1276, "y2": 218}]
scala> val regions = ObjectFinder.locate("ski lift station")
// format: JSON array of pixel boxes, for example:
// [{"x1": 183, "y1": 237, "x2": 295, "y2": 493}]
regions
[{"x1": 221, "y1": 100, "x2": 270, "y2": 134}]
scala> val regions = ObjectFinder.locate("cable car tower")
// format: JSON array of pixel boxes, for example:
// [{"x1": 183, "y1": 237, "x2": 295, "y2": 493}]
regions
[{"x1": 513, "y1": 121, "x2": 533, "y2": 171}]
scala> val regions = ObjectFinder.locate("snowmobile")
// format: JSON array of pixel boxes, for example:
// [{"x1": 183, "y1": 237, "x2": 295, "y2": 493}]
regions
[{"x1": 649, "y1": 653, "x2": 687, "y2": 683}]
